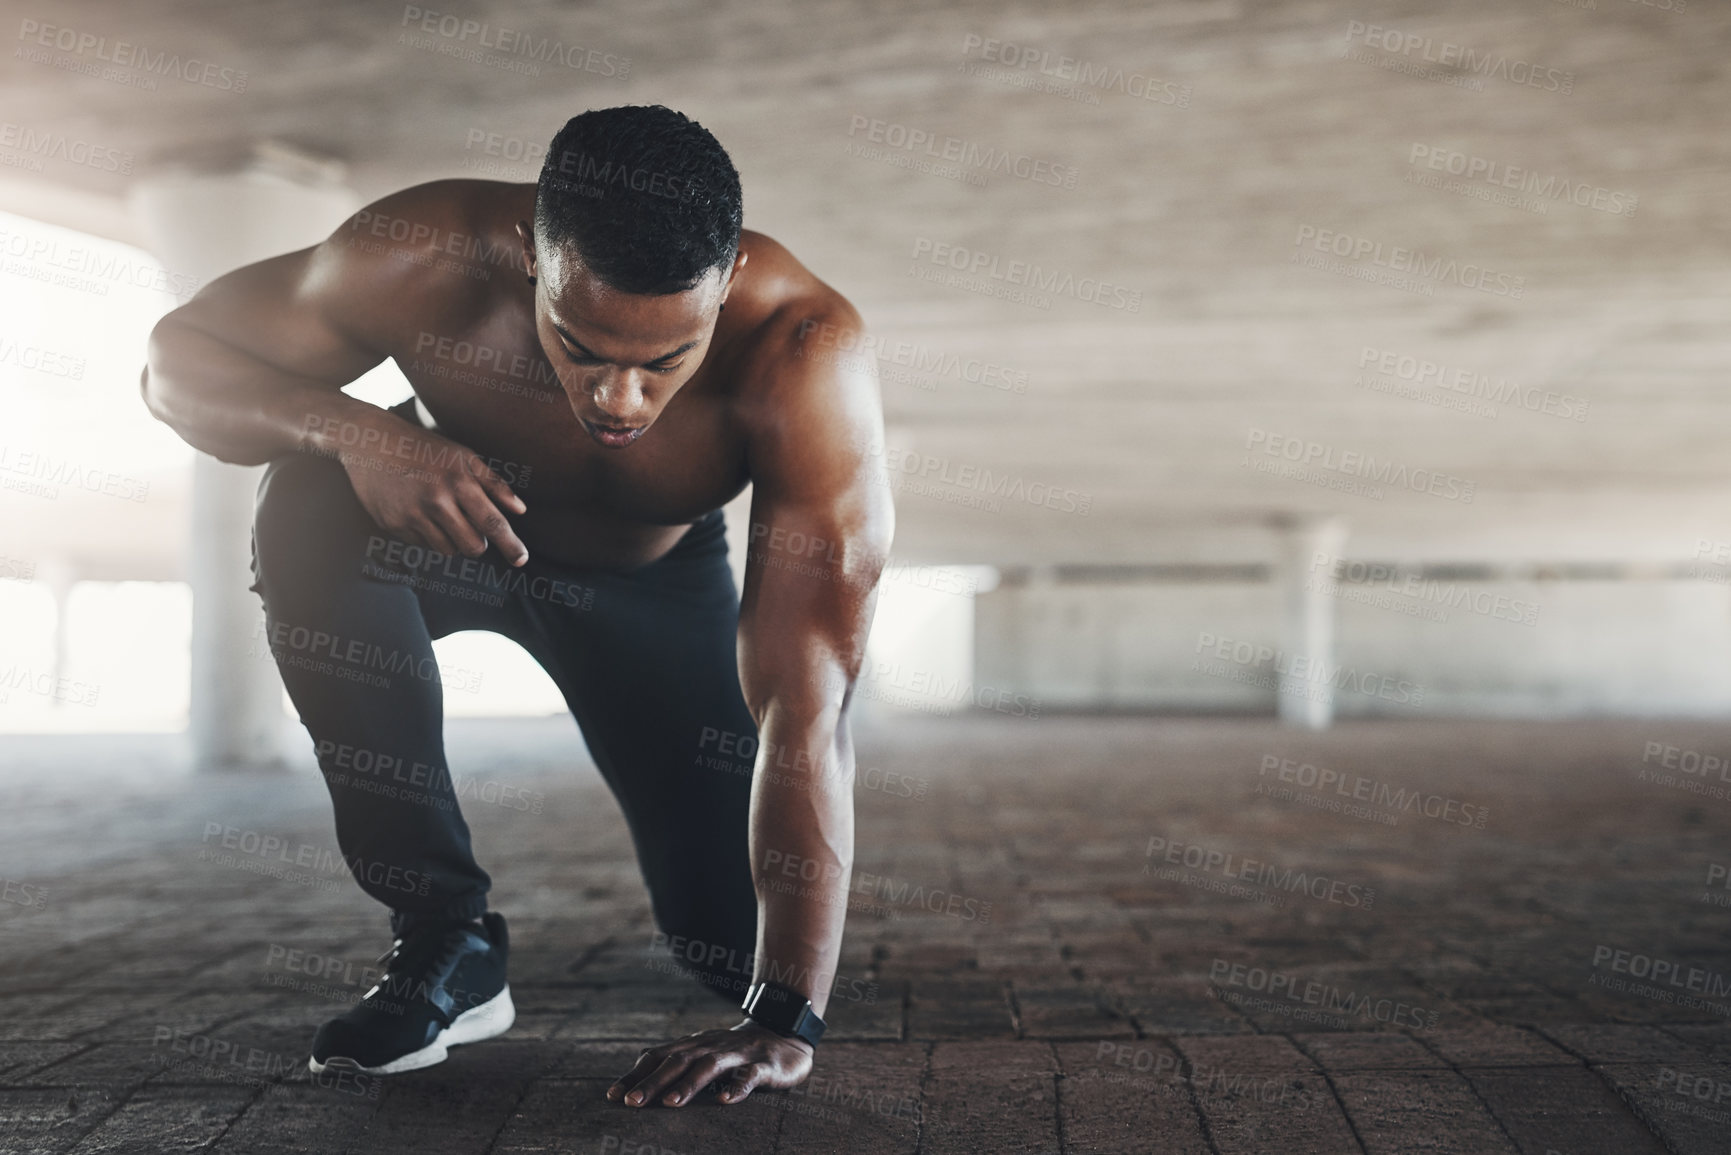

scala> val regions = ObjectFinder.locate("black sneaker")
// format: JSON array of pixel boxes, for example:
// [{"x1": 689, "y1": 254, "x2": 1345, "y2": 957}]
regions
[{"x1": 308, "y1": 911, "x2": 514, "y2": 1075}]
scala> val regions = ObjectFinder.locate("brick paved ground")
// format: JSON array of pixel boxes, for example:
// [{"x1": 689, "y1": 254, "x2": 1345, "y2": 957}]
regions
[{"x1": 1, "y1": 713, "x2": 1729, "y2": 1154}]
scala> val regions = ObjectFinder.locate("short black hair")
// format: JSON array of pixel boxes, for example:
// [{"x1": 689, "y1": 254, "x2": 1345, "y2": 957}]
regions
[{"x1": 534, "y1": 105, "x2": 742, "y2": 295}]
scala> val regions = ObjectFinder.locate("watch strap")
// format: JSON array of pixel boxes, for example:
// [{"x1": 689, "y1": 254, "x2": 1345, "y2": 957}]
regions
[{"x1": 741, "y1": 980, "x2": 826, "y2": 1048}]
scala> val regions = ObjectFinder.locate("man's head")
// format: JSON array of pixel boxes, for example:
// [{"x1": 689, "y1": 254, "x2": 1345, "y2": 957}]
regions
[{"x1": 518, "y1": 105, "x2": 745, "y2": 448}]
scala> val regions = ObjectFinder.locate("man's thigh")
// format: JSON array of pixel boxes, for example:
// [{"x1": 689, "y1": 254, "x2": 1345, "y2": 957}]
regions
[
  {"x1": 252, "y1": 449, "x2": 528, "y2": 641},
  {"x1": 526, "y1": 520, "x2": 760, "y2": 994}
]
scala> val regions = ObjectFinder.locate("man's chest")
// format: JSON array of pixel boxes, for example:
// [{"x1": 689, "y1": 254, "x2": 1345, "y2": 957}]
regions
[{"x1": 393, "y1": 330, "x2": 751, "y2": 537}]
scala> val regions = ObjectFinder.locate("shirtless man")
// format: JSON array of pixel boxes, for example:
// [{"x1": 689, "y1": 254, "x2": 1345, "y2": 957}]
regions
[{"x1": 141, "y1": 104, "x2": 893, "y2": 1110}]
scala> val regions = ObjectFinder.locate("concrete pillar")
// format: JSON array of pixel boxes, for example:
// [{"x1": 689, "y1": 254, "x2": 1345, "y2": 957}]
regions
[
  {"x1": 130, "y1": 150, "x2": 358, "y2": 769},
  {"x1": 33, "y1": 558, "x2": 76, "y2": 709},
  {"x1": 1271, "y1": 514, "x2": 1348, "y2": 729}
]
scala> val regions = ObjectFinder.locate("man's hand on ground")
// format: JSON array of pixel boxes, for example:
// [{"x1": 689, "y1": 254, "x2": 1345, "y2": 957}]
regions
[{"x1": 606, "y1": 1019, "x2": 814, "y2": 1108}]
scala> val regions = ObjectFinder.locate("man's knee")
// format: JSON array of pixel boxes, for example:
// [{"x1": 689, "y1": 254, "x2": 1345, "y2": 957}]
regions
[
  {"x1": 663, "y1": 932, "x2": 757, "y2": 1004},
  {"x1": 255, "y1": 453, "x2": 351, "y2": 547},
  {"x1": 252, "y1": 453, "x2": 371, "y2": 595},
  {"x1": 654, "y1": 905, "x2": 757, "y2": 1001}
]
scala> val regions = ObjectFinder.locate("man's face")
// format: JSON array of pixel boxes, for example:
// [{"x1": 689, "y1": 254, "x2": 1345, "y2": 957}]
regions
[{"x1": 529, "y1": 242, "x2": 727, "y2": 449}]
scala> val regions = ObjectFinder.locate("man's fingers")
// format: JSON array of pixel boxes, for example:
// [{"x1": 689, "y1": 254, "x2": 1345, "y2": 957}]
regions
[
  {"x1": 427, "y1": 496, "x2": 490, "y2": 558},
  {"x1": 624, "y1": 1052, "x2": 698, "y2": 1107},
  {"x1": 607, "y1": 1047, "x2": 669, "y2": 1103},
  {"x1": 469, "y1": 457, "x2": 528, "y2": 516},
  {"x1": 716, "y1": 1062, "x2": 771, "y2": 1104},
  {"x1": 660, "y1": 1053, "x2": 747, "y2": 1108},
  {"x1": 407, "y1": 515, "x2": 461, "y2": 559},
  {"x1": 454, "y1": 485, "x2": 530, "y2": 567}
]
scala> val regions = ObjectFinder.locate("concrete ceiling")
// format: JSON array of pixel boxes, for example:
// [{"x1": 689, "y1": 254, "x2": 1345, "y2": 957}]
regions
[{"x1": 3, "y1": 0, "x2": 1729, "y2": 566}]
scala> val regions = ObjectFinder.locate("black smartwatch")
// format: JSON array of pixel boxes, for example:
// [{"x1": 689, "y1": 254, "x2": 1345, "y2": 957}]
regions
[{"x1": 741, "y1": 980, "x2": 826, "y2": 1048}]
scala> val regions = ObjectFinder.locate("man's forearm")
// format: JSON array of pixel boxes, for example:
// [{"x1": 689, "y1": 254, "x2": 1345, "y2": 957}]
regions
[
  {"x1": 747, "y1": 703, "x2": 856, "y2": 1020},
  {"x1": 144, "y1": 319, "x2": 391, "y2": 466}
]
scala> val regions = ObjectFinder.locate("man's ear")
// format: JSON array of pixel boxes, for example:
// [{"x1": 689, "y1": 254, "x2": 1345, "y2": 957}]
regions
[
  {"x1": 720, "y1": 249, "x2": 748, "y2": 304},
  {"x1": 514, "y1": 221, "x2": 538, "y2": 281}
]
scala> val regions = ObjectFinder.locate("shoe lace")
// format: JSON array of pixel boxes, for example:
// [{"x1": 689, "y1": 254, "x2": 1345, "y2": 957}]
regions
[{"x1": 366, "y1": 921, "x2": 485, "y2": 1012}]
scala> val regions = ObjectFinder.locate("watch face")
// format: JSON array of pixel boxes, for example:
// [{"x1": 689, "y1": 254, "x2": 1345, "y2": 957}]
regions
[{"x1": 744, "y1": 981, "x2": 824, "y2": 1044}]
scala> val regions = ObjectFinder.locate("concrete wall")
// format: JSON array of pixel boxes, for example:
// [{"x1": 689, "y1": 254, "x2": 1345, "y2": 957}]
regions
[{"x1": 976, "y1": 575, "x2": 1731, "y2": 718}]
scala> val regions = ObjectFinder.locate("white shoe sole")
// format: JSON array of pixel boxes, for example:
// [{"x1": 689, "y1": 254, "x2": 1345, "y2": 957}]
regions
[{"x1": 308, "y1": 984, "x2": 516, "y2": 1076}]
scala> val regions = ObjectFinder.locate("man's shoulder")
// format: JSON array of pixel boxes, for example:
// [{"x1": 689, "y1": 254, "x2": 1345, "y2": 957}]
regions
[
  {"x1": 344, "y1": 178, "x2": 528, "y2": 244},
  {"x1": 313, "y1": 179, "x2": 530, "y2": 347},
  {"x1": 729, "y1": 231, "x2": 872, "y2": 409},
  {"x1": 335, "y1": 180, "x2": 529, "y2": 270},
  {"x1": 727, "y1": 232, "x2": 881, "y2": 490}
]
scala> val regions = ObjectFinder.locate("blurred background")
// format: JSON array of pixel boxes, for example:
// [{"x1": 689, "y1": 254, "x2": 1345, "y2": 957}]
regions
[
  {"x1": 1, "y1": 0, "x2": 1725, "y2": 758},
  {"x1": 5, "y1": 2, "x2": 1731, "y2": 1151}
]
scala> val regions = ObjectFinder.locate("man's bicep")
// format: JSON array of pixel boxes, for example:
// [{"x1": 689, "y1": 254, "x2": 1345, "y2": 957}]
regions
[
  {"x1": 735, "y1": 303, "x2": 896, "y2": 714},
  {"x1": 738, "y1": 475, "x2": 893, "y2": 721},
  {"x1": 155, "y1": 240, "x2": 392, "y2": 391},
  {"x1": 155, "y1": 180, "x2": 475, "y2": 391}
]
